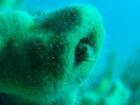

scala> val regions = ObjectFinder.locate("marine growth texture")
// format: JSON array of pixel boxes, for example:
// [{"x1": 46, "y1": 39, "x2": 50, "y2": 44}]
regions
[{"x1": 0, "y1": 5, "x2": 104, "y2": 105}]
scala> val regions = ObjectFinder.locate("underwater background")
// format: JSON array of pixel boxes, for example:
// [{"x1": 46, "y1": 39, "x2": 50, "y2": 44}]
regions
[
  {"x1": 0, "y1": 0, "x2": 140, "y2": 105},
  {"x1": 21, "y1": 0, "x2": 140, "y2": 105},
  {"x1": 21, "y1": 0, "x2": 140, "y2": 75}
]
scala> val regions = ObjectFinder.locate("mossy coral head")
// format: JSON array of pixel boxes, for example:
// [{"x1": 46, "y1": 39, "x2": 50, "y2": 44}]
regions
[{"x1": 0, "y1": 4, "x2": 105, "y2": 104}]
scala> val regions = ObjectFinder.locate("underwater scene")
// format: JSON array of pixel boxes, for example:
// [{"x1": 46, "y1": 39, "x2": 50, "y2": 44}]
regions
[{"x1": 0, "y1": 0, "x2": 140, "y2": 105}]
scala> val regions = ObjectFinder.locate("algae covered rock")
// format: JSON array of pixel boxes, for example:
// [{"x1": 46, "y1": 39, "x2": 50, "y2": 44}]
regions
[{"x1": 0, "y1": 4, "x2": 105, "y2": 105}]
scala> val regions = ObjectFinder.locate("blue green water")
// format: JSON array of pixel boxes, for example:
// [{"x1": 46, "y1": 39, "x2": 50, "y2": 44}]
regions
[
  {"x1": 23, "y1": 1, "x2": 140, "y2": 104},
  {"x1": 23, "y1": 0, "x2": 140, "y2": 73},
  {"x1": 0, "y1": 0, "x2": 140, "y2": 105}
]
